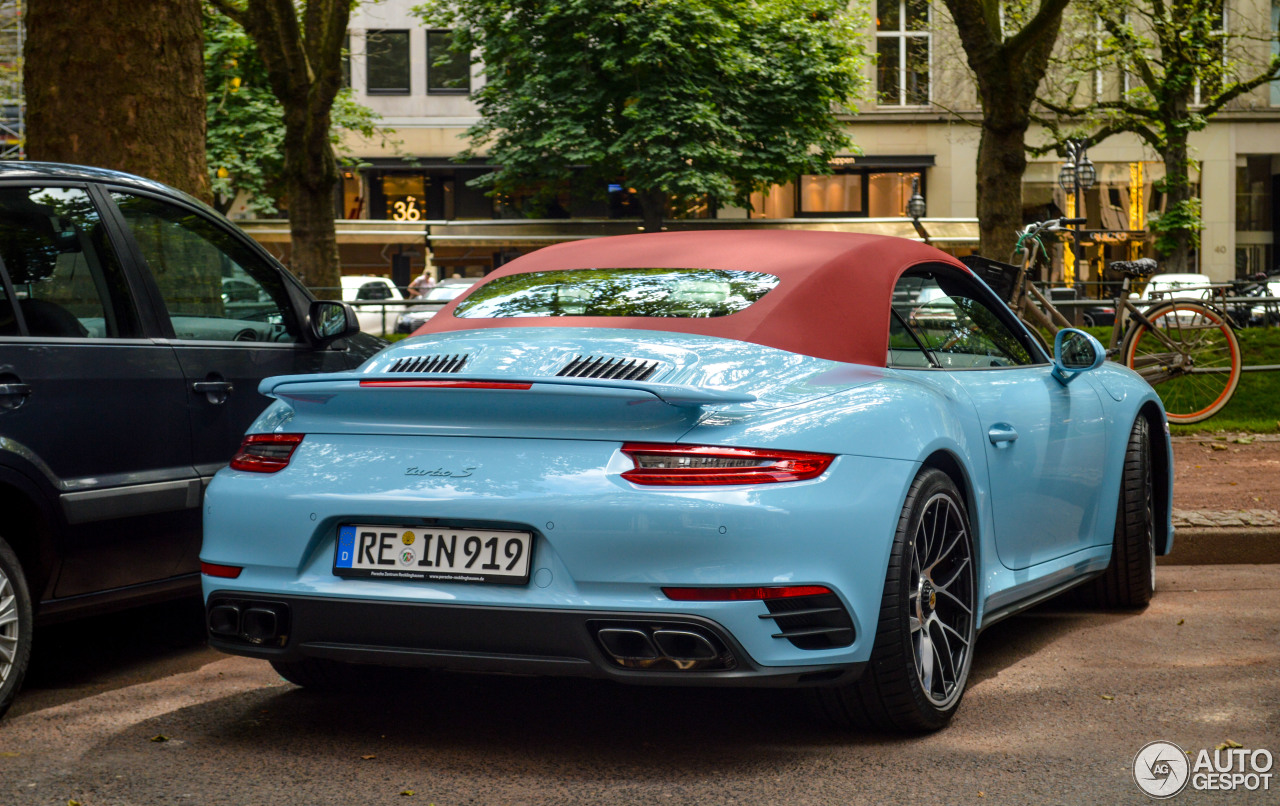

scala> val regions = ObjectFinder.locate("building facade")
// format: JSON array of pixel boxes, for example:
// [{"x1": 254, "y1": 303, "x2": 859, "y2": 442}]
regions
[{"x1": 241, "y1": 0, "x2": 1280, "y2": 287}]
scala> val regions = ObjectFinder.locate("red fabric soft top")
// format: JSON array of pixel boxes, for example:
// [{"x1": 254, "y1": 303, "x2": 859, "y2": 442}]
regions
[{"x1": 419, "y1": 230, "x2": 969, "y2": 367}]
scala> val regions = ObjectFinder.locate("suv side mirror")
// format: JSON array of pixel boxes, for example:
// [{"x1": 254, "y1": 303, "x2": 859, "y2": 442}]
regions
[
  {"x1": 309, "y1": 300, "x2": 360, "y2": 344},
  {"x1": 1052, "y1": 328, "x2": 1105, "y2": 385}
]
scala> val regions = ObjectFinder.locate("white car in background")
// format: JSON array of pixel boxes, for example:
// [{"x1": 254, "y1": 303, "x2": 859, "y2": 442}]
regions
[
  {"x1": 340, "y1": 275, "x2": 413, "y2": 336},
  {"x1": 1132, "y1": 273, "x2": 1214, "y2": 304},
  {"x1": 394, "y1": 277, "x2": 481, "y2": 333}
]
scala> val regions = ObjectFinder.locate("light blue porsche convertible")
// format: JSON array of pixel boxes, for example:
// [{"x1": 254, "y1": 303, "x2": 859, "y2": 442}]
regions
[{"x1": 201, "y1": 230, "x2": 1172, "y2": 733}]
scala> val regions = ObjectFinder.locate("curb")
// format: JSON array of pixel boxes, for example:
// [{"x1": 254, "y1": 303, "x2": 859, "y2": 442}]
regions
[{"x1": 1158, "y1": 527, "x2": 1280, "y2": 566}]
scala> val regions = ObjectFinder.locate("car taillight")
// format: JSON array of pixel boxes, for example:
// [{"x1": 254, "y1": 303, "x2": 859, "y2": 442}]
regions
[
  {"x1": 620, "y1": 443, "x2": 834, "y2": 486},
  {"x1": 229, "y1": 433, "x2": 304, "y2": 473},
  {"x1": 201, "y1": 562, "x2": 243, "y2": 579},
  {"x1": 663, "y1": 585, "x2": 834, "y2": 601}
]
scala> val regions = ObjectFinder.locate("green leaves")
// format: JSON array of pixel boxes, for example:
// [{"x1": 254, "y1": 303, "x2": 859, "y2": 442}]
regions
[
  {"x1": 415, "y1": 0, "x2": 867, "y2": 226},
  {"x1": 205, "y1": 8, "x2": 385, "y2": 216}
]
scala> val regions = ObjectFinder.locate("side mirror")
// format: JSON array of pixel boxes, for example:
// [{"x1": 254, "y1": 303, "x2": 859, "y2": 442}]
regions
[
  {"x1": 1052, "y1": 328, "x2": 1105, "y2": 385},
  {"x1": 309, "y1": 300, "x2": 360, "y2": 344}
]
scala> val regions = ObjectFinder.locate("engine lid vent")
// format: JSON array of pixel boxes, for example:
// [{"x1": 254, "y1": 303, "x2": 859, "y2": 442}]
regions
[
  {"x1": 558, "y1": 355, "x2": 659, "y2": 381},
  {"x1": 388, "y1": 354, "x2": 468, "y2": 374}
]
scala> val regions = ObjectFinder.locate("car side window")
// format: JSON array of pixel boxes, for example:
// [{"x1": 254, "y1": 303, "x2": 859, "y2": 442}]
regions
[
  {"x1": 358, "y1": 281, "x2": 393, "y2": 301},
  {"x1": 111, "y1": 192, "x2": 300, "y2": 343},
  {"x1": 889, "y1": 270, "x2": 1035, "y2": 369},
  {"x1": 0, "y1": 186, "x2": 139, "y2": 339}
]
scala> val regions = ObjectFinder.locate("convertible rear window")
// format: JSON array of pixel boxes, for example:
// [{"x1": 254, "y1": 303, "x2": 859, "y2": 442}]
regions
[{"x1": 453, "y1": 268, "x2": 779, "y2": 319}]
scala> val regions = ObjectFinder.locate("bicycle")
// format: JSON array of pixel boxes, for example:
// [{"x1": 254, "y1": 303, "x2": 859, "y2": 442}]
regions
[{"x1": 963, "y1": 218, "x2": 1243, "y2": 424}]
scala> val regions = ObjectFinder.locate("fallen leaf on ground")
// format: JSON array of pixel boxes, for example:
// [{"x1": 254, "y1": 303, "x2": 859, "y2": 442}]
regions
[
  {"x1": 1099, "y1": 694, "x2": 1115, "y2": 700},
  {"x1": 150, "y1": 734, "x2": 168, "y2": 743},
  {"x1": 1234, "y1": 437, "x2": 1254, "y2": 445},
  {"x1": 68, "y1": 800, "x2": 82, "y2": 806},
  {"x1": 400, "y1": 790, "x2": 416, "y2": 797},
  {"x1": 361, "y1": 755, "x2": 376, "y2": 760},
  {"x1": 1217, "y1": 740, "x2": 1244, "y2": 750},
  {"x1": 0, "y1": 752, "x2": 19, "y2": 757},
  {"x1": 1177, "y1": 618, "x2": 1185, "y2": 625}
]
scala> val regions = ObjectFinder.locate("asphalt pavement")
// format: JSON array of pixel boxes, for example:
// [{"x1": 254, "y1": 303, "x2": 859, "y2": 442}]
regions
[{"x1": 2, "y1": 565, "x2": 1278, "y2": 805}]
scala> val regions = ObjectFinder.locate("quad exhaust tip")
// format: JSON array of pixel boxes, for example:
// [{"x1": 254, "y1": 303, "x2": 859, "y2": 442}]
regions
[{"x1": 593, "y1": 622, "x2": 734, "y2": 671}]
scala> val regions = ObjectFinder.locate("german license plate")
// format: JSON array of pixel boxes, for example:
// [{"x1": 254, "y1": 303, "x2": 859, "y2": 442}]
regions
[{"x1": 334, "y1": 525, "x2": 533, "y2": 584}]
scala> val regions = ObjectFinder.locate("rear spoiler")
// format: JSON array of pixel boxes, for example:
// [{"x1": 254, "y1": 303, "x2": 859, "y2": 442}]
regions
[{"x1": 260, "y1": 373, "x2": 757, "y2": 408}]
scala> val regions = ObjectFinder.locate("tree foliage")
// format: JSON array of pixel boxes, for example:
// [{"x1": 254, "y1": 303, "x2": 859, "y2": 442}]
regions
[
  {"x1": 1036, "y1": 0, "x2": 1280, "y2": 271},
  {"x1": 205, "y1": 10, "x2": 384, "y2": 217},
  {"x1": 206, "y1": 0, "x2": 355, "y2": 290},
  {"x1": 415, "y1": 0, "x2": 868, "y2": 231},
  {"x1": 939, "y1": 0, "x2": 1072, "y2": 260}
]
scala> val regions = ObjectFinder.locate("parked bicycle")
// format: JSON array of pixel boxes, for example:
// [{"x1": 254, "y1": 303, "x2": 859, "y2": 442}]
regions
[{"x1": 963, "y1": 218, "x2": 1242, "y2": 424}]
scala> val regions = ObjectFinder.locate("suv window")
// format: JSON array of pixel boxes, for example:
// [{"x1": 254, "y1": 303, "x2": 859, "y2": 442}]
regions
[
  {"x1": 0, "y1": 186, "x2": 139, "y2": 338},
  {"x1": 889, "y1": 270, "x2": 1035, "y2": 368},
  {"x1": 111, "y1": 192, "x2": 300, "y2": 343}
]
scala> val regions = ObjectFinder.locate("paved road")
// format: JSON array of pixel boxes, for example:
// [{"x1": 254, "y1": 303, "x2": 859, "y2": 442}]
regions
[{"x1": 3, "y1": 566, "x2": 1278, "y2": 805}]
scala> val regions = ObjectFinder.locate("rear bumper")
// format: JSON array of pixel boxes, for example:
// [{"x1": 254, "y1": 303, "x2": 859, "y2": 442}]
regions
[{"x1": 206, "y1": 591, "x2": 864, "y2": 688}]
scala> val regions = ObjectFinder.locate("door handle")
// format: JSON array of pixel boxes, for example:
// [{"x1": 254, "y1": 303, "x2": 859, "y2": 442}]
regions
[
  {"x1": 0, "y1": 382, "x2": 31, "y2": 411},
  {"x1": 192, "y1": 379, "x2": 234, "y2": 405},
  {"x1": 987, "y1": 423, "x2": 1019, "y2": 447}
]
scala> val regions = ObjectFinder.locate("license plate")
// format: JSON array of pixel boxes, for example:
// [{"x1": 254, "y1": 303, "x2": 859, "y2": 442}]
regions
[{"x1": 334, "y1": 524, "x2": 533, "y2": 584}]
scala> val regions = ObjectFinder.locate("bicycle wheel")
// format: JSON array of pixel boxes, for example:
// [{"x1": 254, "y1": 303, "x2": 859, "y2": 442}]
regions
[{"x1": 1122, "y1": 300, "x2": 1242, "y2": 424}]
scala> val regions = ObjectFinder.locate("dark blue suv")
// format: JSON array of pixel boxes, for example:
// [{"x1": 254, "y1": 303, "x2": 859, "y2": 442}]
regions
[{"x1": 0, "y1": 163, "x2": 382, "y2": 717}]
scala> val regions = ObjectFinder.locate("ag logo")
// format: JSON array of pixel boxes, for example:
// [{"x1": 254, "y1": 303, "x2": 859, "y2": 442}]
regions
[{"x1": 1134, "y1": 741, "x2": 1190, "y2": 798}]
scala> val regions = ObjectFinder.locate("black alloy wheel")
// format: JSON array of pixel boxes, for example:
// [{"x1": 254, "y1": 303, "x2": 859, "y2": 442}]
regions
[{"x1": 816, "y1": 468, "x2": 976, "y2": 733}]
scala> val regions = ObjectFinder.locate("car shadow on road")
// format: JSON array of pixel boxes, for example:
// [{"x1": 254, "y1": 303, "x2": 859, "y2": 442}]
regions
[
  {"x1": 127, "y1": 598, "x2": 1147, "y2": 775},
  {"x1": 968, "y1": 598, "x2": 1146, "y2": 690},
  {"x1": 11, "y1": 597, "x2": 218, "y2": 719}
]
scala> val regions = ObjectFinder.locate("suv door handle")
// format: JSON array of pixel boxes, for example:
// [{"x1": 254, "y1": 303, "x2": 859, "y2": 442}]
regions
[
  {"x1": 0, "y1": 382, "x2": 31, "y2": 411},
  {"x1": 192, "y1": 379, "x2": 234, "y2": 405}
]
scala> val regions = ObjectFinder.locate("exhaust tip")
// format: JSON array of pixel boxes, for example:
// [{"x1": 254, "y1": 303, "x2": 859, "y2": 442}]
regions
[
  {"x1": 591, "y1": 621, "x2": 734, "y2": 671},
  {"x1": 597, "y1": 628, "x2": 660, "y2": 661},
  {"x1": 651, "y1": 629, "x2": 719, "y2": 661}
]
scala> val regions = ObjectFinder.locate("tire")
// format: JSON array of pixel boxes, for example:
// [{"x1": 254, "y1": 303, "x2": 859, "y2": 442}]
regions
[
  {"x1": 815, "y1": 468, "x2": 976, "y2": 733},
  {"x1": 1122, "y1": 301, "x2": 1241, "y2": 424},
  {"x1": 0, "y1": 535, "x2": 33, "y2": 720},
  {"x1": 1086, "y1": 417, "x2": 1156, "y2": 609}
]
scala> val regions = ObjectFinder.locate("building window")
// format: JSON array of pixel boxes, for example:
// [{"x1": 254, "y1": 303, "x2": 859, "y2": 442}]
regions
[
  {"x1": 366, "y1": 30, "x2": 410, "y2": 95},
  {"x1": 341, "y1": 34, "x2": 351, "y2": 89},
  {"x1": 876, "y1": 0, "x2": 930, "y2": 106},
  {"x1": 749, "y1": 166, "x2": 925, "y2": 218},
  {"x1": 427, "y1": 30, "x2": 470, "y2": 94},
  {"x1": 1236, "y1": 156, "x2": 1273, "y2": 232},
  {"x1": 1192, "y1": 1, "x2": 1226, "y2": 106},
  {"x1": 1272, "y1": 0, "x2": 1280, "y2": 106},
  {"x1": 1094, "y1": 18, "x2": 1133, "y2": 101}
]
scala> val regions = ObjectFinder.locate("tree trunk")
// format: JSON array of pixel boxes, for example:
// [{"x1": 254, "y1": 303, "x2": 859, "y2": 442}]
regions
[
  {"x1": 942, "y1": 0, "x2": 1068, "y2": 261},
  {"x1": 637, "y1": 190, "x2": 666, "y2": 233},
  {"x1": 1159, "y1": 134, "x2": 1194, "y2": 274},
  {"x1": 24, "y1": 0, "x2": 209, "y2": 202},
  {"x1": 283, "y1": 105, "x2": 341, "y2": 290},
  {"x1": 976, "y1": 118, "x2": 1032, "y2": 264},
  {"x1": 231, "y1": 0, "x2": 351, "y2": 292}
]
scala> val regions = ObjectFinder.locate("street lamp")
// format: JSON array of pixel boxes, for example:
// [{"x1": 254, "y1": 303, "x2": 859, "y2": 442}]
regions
[
  {"x1": 907, "y1": 176, "x2": 930, "y2": 244},
  {"x1": 1058, "y1": 139, "x2": 1095, "y2": 289}
]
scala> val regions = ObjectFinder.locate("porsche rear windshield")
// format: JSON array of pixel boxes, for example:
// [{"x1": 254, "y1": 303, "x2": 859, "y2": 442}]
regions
[{"x1": 453, "y1": 268, "x2": 779, "y2": 319}]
